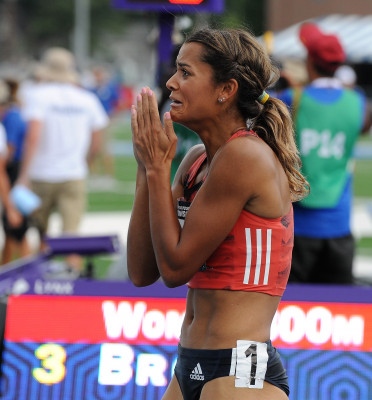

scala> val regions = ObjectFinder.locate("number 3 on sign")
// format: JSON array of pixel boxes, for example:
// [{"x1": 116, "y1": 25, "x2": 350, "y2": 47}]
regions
[{"x1": 33, "y1": 344, "x2": 67, "y2": 384}]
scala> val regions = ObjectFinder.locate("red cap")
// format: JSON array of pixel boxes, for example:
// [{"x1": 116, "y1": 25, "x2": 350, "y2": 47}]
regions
[{"x1": 299, "y1": 22, "x2": 345, "y2": 73}]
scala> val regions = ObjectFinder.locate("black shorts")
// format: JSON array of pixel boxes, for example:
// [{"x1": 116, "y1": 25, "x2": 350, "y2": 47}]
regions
[
  {"x1": 6, "y1": 161, "x2": 20, "y2": 186},
  {"x1": 290, "y1": 234, "x2": 354, "y2": 284},
  {"x1": 2, "y1": 212, "x2": 29, "y2": 242},
  {"x1": 174, "y1": 340, "x2": 289, "y2": 400},
  {"x1": 2, "y1": 161, "x2": 29, "y2": 242}
]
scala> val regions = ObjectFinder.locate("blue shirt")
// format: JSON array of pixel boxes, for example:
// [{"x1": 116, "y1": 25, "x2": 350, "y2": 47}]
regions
[
  {"x1": 2, "y1": 106, "x2": 27, "y2": 162},
  {"x1": 293, "y1": 176, "x2": 353, "y2": 238},
  {"x1": 91, "y1": 81, "x2": 120, "y2": 116}
]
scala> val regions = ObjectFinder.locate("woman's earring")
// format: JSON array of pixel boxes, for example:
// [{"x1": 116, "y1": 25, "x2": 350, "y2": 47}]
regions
[{"x1": 218, "y1": 97, "x2": 226, "y2": 103}]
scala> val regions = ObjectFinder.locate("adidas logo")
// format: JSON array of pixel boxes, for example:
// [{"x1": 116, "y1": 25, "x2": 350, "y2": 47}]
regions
[{"x1": 190, "y1": 363, "x2": 204, "y2": 381}]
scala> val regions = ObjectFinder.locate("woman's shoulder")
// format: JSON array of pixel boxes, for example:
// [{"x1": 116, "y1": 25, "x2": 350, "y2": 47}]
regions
[
  {"x1": 178, "y1": 144, "x2": 205, "y2": 172},
  {"x1": 217, "y1": 133, "x2": 273, "y2": 167},
  {"x1": 172, "y1": 144, "x2": 205, "y2": 188},
  {"x1": 210, "y1": 134, "x2": 280, "y2": 190}
]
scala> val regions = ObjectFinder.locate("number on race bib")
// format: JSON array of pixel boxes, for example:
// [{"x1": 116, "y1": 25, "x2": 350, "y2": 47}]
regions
[
  {"x1": 235, "y1": 340, "x2": 268, "y2": 389},
  {"x1": 245, "y1": 343, "x2": 257, "y2": 385}
]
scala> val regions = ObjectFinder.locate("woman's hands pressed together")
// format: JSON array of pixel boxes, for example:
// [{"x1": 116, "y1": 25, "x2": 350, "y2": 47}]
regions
[
  {"x1": 128, "y1": 87, "x2": 183, "y2": 287},
  {"x1": 131, "y1": 87, "x2": 178, "y2": 174}
]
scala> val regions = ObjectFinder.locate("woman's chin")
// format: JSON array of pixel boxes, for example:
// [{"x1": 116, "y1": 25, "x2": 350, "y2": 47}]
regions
[{"x1": 169, "y1": 111, "x2": 183, "y2": 123}]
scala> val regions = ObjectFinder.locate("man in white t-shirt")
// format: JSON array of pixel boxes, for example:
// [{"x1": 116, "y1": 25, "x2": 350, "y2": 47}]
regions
[{"x1": 18, "y1": 47, "x2": 109, "y2": 269}]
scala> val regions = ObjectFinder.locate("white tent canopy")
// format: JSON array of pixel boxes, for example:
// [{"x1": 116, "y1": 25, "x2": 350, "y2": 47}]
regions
[{"x1": 269, "y1": 14, "x2": 372, "y2": 64}]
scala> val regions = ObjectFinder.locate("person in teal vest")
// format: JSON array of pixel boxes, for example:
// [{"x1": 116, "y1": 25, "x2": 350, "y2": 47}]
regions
[{"x1": 278, "y1": 22, "x2": 371, "y2": 284}]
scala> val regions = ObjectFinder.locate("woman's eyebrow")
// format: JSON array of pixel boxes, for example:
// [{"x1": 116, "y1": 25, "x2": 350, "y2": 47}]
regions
[{"x1": 176, "y1": 61, "x2": 192, "y2": 68}]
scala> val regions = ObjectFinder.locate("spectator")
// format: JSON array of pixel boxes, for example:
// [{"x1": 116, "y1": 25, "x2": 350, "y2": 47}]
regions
[
  {"x1": 18, "y1": 62, "x2": 46, "y2": 113},
  {"x1": 87, "y1": 65, "x2": 120, "y2": 178},
  {"x1": 18, "y1": 47, "x2": 109, "y2": 272},
  {"x1": 0, "y1": 79, "x2": 31, "y2": 263},
  {"x1": 278, "y1": 23, "x2": 371, "y2": 284},
  {"x1": 90, "y1": 66, "x2": 120, "y2": 117},
  {"x1": 0, "y1": 82, "x2": 22, "y2": 256}
]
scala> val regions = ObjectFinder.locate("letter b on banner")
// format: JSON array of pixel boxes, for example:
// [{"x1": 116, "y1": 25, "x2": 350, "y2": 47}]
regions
[{"x1": 98, "y1": 343, "x2": 134, "y2": 385}]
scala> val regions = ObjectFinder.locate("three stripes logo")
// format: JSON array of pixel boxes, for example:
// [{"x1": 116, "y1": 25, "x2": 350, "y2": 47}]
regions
[
  {"x1": 190, "y1": 363, "x2": 204, "y2": 381},
  {"x1": 244, "y1": 228, "x2": 272, "y2": 286}
]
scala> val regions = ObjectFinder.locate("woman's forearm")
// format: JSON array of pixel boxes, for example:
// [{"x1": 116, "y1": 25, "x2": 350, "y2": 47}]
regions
[
  {"x1": 127, "y1": 167, "x2": 160, "y2": 286},
  {"x1": 146, "y1": 168, "x2": 183, "y2": 286}
]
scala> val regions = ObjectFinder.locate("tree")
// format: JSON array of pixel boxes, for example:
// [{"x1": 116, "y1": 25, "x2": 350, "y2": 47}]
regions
[{"x1": 211, "y1": 0, "x2": 265, "y2": 35}]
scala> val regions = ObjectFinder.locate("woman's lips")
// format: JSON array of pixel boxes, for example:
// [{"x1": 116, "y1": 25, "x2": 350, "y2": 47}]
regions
[{"x1": 169, "y1": 97, "x2": 182, "y2": 107}]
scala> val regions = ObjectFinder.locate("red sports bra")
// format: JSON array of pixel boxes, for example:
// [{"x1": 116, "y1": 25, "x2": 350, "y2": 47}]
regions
[{"x1": 177, "y1": 129, "x2": 293, "y2": 296}]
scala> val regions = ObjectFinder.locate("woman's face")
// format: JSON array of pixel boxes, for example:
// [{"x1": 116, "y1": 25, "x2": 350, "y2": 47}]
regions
[{"x1": 166, "y1": 42, "x2": 221, "y2": 127}]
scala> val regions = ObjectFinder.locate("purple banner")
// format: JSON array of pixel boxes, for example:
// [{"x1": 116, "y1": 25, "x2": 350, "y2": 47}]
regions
[
  {"x1": 13, "y1": 277, "x2": 372, "y2": 304},
  {"x1": 111, "y1": 0, "x2": 225, "y2": 14}
]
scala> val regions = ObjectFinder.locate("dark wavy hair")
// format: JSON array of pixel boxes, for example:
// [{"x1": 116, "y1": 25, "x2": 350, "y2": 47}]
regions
[{"x1": 185, "y1": 28, "x2": 309, "y2": 201}]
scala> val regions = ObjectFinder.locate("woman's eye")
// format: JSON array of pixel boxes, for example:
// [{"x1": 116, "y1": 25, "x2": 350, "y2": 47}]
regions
[{"x1": 181, "y1": 69, "x2": 189, "y2": 77}]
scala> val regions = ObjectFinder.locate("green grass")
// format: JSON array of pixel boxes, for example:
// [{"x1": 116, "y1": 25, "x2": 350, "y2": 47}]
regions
[
  {"x1": 357, "y1": 237, "x2": 372, "y2": 255},
  {"x1": 111, "y1": 114, "x2": 132, "y2": 141},
  {"x1": 354, "y1": 134, "x2": 372, "y2": 196},
  {"x1": 86, "y1": 256, "x2": 114, "y2": 279},
  {"x1": 87, "y1": 115, "x2": 137, "y2": 212},
  {"x1": 87, "y1": 190, "x2": 133, "y2": 212},
  {"x1": 354, "y1": 159, "x2": 372, "y2": 198},
  {"x1": 352, "y1": 138, "x2": 372, "y2": 253},
  {"x1": 115, "y1": 156, "x2": 138, "y2": 183},
  {"x1": 87, "y1": 156, "x2": 137, "y2": 212}
]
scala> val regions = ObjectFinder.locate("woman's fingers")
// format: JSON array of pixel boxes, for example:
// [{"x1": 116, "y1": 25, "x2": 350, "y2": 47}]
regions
[
  {"x1": 163, "y1": 112, "x2": 175, "y2": 139},
  {"x1": 147, "y1": 89, "x2": 161, "y2": 125},
  {"x1": 131, "y1": 104, "x2": 145, "y2": 167},
  {"x1": 132, "y1": 86, "x2": 176, "y2": 167},
  {"x1": 142, "y1": 87, "x2": 163, "y2": 138},
  {"x1": 141, "y1": 87, "x2": 152, "y2": 134},
  {"x1": 163, "y1": 112, "x2": 178, "y2": 160},
  {"x1": 136, "y1": 92, "x2": 145, "y2": 132},
  {"x1": 131, "y1": 105, "x2": 138, "y2": 135}
]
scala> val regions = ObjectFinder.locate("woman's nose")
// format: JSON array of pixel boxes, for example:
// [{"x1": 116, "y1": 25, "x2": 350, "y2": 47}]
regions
[{"x1": 166, "y1": 73, "x2": 177, "y2": 91}]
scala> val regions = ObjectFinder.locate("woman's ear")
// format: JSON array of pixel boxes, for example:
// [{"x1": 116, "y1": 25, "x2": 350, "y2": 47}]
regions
[{"x1": 219, "y1": 78, "x2": 239, "y2": 102}]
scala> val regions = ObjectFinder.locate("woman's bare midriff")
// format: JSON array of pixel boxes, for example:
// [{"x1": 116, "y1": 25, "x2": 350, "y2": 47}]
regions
[{"x1": 180, "y1": 288, "x2": 281, "y2": 349}]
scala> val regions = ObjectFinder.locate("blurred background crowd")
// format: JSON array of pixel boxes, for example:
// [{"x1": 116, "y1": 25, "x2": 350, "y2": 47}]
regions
[{"x1": 0, "y1": 0, "x2": 371, "y2": 284}]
